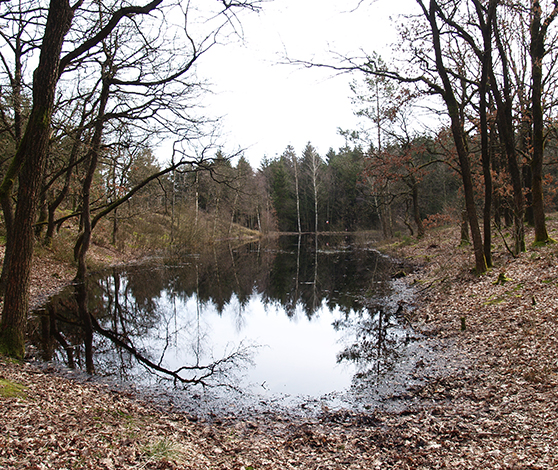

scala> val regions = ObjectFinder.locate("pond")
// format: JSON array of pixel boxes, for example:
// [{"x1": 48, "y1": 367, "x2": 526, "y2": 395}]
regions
[{"x1": 30, "y1": 234, "x2": 437, "y2": 417}]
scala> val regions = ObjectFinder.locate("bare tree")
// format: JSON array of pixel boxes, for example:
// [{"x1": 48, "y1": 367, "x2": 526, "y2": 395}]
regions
[
  {"x1": 530, "y1": 0, "x2": 558, "y2": 243},
  {"x1": 0, "y1": 0, "x2": 262, "y2": 359},
  {"x1": 414, "y1": 0, "x2": 487, "y2": 273},
  {"x1": 303, "y1": 143, "x2": 322, "y2": 234}
]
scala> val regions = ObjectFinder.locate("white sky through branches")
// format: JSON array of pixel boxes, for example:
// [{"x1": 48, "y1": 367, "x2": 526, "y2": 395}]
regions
[{"x1": 196, "y1": 0, "x2": 418, "y2": 167}]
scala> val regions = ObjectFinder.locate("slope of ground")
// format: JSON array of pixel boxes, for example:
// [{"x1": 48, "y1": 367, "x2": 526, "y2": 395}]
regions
[{"x1": 1, "y1": 219, "x2": 558, "y2": 469}]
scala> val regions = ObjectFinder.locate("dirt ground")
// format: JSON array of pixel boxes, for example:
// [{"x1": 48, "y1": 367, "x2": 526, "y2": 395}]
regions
[{"x1": 1, "y1": 221, "x2": 558, "y2": 469}]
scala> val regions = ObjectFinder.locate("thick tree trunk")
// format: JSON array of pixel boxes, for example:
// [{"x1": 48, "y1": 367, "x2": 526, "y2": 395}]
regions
[
  {"x1": 422, "y1": 0, "x2": 486, "y2": 273},
  {"x1": 35, "y1": 189, "x2": 48, "y2": 239},
  {"x1": 530, "y1": 0, "x2": 554, "y2": 244},
  {"x1": 0, "y1": 0, "x2": 74, "y2": 358},
  {"x1": 0, "y1": 197, "x2": 14, "y2": 294},
  {"x1": 454, "y1": 118, "x2": 487, "y2": 274}
]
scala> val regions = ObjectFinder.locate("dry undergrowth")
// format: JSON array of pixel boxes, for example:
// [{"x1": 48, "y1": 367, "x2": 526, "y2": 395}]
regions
[{"x1": 1, "y1": 221, "x2": 558, "y2": 469}]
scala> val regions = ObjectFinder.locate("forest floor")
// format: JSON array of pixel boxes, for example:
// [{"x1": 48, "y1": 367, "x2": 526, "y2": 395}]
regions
[{"x1": 1, "y1": 219, "x2": 558, "y2": 469}]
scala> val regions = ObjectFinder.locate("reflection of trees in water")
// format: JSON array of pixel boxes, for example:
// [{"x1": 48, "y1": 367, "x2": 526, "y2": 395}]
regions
[
  {"x1": 31, "y1": 265, "x2": 253, "y2": 387},
  {"x1": 260, "y1": 235, "x2": 394, "y2": 318},
  {"x1": 31, "y1": 235, "x2": 400, "y2": 384},
  {"x1": 335, "y1": 300, "x2": 412, "y2": 381},
  {"x1": 160, "y1": 236, "x2": 392, "y2": 320}
]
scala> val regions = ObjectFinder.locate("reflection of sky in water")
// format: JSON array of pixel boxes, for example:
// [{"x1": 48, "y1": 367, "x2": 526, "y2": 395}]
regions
[
  {"x1": 36, "y1": 236, "x2": 416, "y2": 404},
  {"x1": 142, "y1": 291, "x2": 357, "y2": 396}
]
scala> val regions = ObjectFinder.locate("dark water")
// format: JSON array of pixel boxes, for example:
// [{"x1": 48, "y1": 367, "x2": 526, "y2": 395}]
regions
[{"x1": 30, "y1": 234, "x2": 436, "y2": 416}]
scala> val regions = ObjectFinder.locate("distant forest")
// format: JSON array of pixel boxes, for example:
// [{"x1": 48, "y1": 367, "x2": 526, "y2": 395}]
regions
[
  {"x1": 168, "y1": 131, "x2": 558, "y2": 239},
  {"x1": 168, "y1": 139, "x2": 462, "y2": 237}
]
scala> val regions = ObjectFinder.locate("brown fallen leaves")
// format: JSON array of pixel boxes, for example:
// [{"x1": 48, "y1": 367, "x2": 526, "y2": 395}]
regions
[{"x1": 1, "y1": 219, "x2": 558, "y2": 469}]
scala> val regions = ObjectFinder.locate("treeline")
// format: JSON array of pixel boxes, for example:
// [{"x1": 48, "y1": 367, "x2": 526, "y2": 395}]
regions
[
  {"x1": 196, "y1": 119, "x2": 557, "y2": 240},
  {"x1": 164, "y1": 137, "x2": 460, "y2": 237},
  {"x1": 258, "y1": 141, "x2": 459, "y2": 235}
]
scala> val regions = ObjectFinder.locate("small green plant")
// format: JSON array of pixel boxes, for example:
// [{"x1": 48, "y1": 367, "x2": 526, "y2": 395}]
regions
[
  {"x1": 493, "y1": 272, "x2": 512, "y2": 285},
  {"x1": 142, "y1": 438, "x2": 181, "y2": 461},
  {"x1": 0, "y1": 378, "x2": 27, "y2": 399}
]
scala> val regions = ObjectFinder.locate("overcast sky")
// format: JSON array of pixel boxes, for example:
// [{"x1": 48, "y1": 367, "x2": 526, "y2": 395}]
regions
[{"x1": 196, "y1": 0, "x2": 419, "y2": 168}]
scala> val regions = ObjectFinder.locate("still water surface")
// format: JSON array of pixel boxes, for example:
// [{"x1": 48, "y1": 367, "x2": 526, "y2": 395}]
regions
[{"x1": 33, "y1": 234, "x2": 426, "y2": 412}]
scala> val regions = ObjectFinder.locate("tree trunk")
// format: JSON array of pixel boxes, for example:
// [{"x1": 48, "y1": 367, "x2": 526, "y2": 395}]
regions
[
  {"x1": 0, "y1": 0, "x2": 74, "y2": 358},
  {"x1": 492, "y1": 20, "x2": 525, "y2": 254},
  {"x1": 0, "y1": 22, "x2": 25, "y2": 295},
  {"x1": 309, "y1": 149, "x2": 320, "y2": 234},
  {"x1": 293, "y1": 154, "x2": 301, "y2": 233},
  {"x1": 411, "y1": 179, "x2": 424, "y2": 238},
  {"x1": 75, "y1": 74, "x2": 110, "y2": 280},
  {"x1": 0, "y1": 197, "x2": 15, "y2": 294},
  {"x1": 72, "y1": 74, "x2": 110, "y2": 374},
  {"x1": 478, "y1": 0, "x2": 496, "y2": 268},
  {"x1": 530, "y1": 0, "x2": 556, "y2": 243},
  {"x1": 423, "y1": 0, "x2": 486, "y2": 273},
  {"x1": 523, "y1": 164, "x2": 534, "y2": 226},
  {"x1": 404, "y1": 199, "x2": 415, "y2": 237},
  {"x1": 460, "y1": 209, "x2": 470, "y2": 246},
  {"x1": 35, "y1": 188, "x2": 48, "y2": 239}
]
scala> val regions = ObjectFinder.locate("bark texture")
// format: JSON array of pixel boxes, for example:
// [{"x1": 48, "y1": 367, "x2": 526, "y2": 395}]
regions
[{"x1": 0, "y1": 0, "x2": 74, "y2": 358}]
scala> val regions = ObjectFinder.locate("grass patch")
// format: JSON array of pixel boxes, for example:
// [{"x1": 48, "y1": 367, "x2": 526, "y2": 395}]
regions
[
  {"x1": 0, "y1": 378, "x2": 27, "y2": 399},
  {"x1": 142, "y1": 438, "x2": 188, "y2": 463}
]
